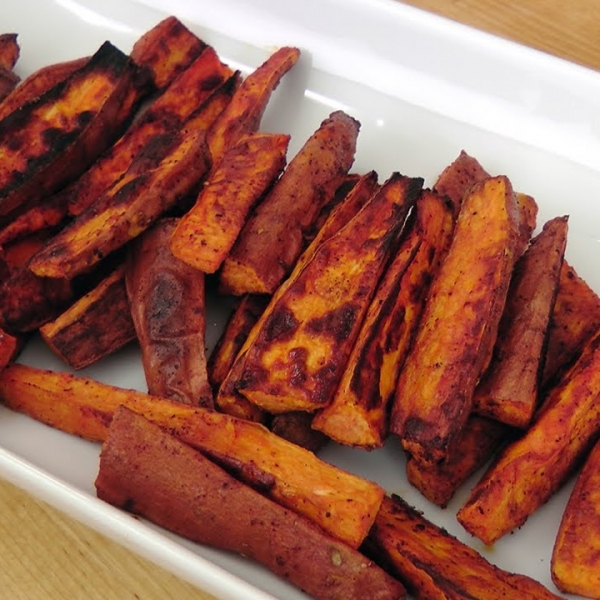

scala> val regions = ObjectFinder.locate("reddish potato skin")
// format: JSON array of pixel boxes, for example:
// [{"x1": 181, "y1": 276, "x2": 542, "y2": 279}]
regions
[
  {"x1": 126, "y1": 218, "x2": 213, "y2": 408},
  {"x1": 96, "y1": 407, "x2": 405, "y2": 600},
  {"x1": 552, "y1": 437, "x2": 600, "y2": 598}
]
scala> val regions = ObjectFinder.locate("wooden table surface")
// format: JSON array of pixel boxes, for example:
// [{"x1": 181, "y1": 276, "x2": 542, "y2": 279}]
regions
[{"x1": 2, "y1": 1, "x2": 600, "y2": 599}]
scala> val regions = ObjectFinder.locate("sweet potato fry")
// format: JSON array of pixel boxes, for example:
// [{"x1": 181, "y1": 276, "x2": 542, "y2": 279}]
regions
[
  {"x1": 542, "y1": 260, "x2": 600, "y2": 389},
  {"x1": 214, "y1": 171, "x2": 378, "y2": 420},
  {"x1": 457, "y1": 329, "x2": 600, "y2": 545},
  {"x1": 28, "y1": 127, "x2": 211, "y2": 280},
  {"x1": 219, "y1": 110, "x2": 360, "y2": 295},
  {"x1": 551, "y1": 437, "x2": 600, "y2": 598},
  {"x1": 0, "y1": 41, "x2": 149, "y2": 221},
  {"x1": 208, "y1": 294, "x2": 269, "y2": 390},
  {"x1": 96, "y1": 407, "x2": 405, "y2": 600},
  {"x1": 312, "y1": 190, "x2": 454, "y2": 449},
  {"x1": 170, "y1": 132, "x2": 290, "y2": 273},
  {"x1": 364, "y1": 495, "x2": 563, "y2": 599},
  {"x1": 473, "y1": 216, "x2": 568, "y2": 428},
  {"x1": 270, "y1": 411, "x2": 329, "y2": 452},
  {"x1": 66, "y1": 46, "x2": 235, "y2": 217},
  {"x1": 390, "y1": 176, "x2": 522, "y2": 466},
  {"x1": 0, "y1": 57, "x2": 89, "y2": 121},
  {"x1": 406, "y1": 415, "x2": 511, "y2": 507},
  {"x1": 129, "y1": 16, "x2": 206, "y2": 90},
  {"x1": 126, "y1": 218, "x2": 213, "y2": 408},
  {"x1": 39, "y1": 263, "x2": 136, "y2": 370},
  {"x1": 0, "y1": 363, "x2": 385, "y2": 548},
  {"x1": 233, "y1": 173, "x2": 422, "y2": 414},
  {"x1": 206, "y1": 46, "x2": 300, "y2": 166},
  {"x1": 0, "y1": 34, "x2": 19, "y2": 71},
  {"x1": 0, "y1": 67, "x2": 19, "y2": 103}
]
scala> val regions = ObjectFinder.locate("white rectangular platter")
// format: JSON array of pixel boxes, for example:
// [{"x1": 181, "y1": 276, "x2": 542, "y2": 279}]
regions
[{"x1": 1, "y1": 0, "x2": 600, "y2": 598}]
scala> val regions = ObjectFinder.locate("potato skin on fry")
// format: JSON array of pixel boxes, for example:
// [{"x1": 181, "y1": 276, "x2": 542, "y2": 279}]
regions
[
  {"x1": 364, "y1": 495, "x2": 563, "y2": 599},
  {"x1": 235, "y1": 173, "x2": 422, "y2": 414},
  {"x1": 0, "y1": 363, "x2": 384, "y2": 549},
  {"x1": 551, "y1": 437, "x2": 600, "y2": 598},
  {"x1": 96, "y1": 407, "x2": 406, "y2": 600},
  {"x1": 219, "y1": 110, "x2": 361, "y2": 295},
  {"x1": 391, "y1": 175, "x2": 522, "y2": 466},
  {"x1": 126, "y1": 218, "x2": 213, "y2": 408}
]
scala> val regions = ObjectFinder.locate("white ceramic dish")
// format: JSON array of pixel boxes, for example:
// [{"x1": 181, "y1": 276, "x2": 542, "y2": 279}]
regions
[{"x1": 1, "y1": 0, "x2": 599, "y2": 598}]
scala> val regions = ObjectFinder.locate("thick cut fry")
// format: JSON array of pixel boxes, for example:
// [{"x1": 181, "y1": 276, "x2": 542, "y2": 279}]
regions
[
  {"x1": 220, "y1": 110, "x2": 360, "y2": 295},
  {"x1": 406, "y1": 415, "x2": 511, "y2": 507},
  {"x1": 312, "y1": 190, "x2": 454, "y2": 449},
  {"x1": 0, "y1": 57, "x2": 89, "y2": 121},
  {"x1": 0, "y1": 67, "x2": 19, "y2": 103},
  {"x1": 473, "y1": 216, "x2": 568, "y2": 428},
  {"x1": 0, "y1": 41, "x2": 148, "y2": 221},
  {"x1": 39, "y1": 264, "x2": 136, "y2": 370},
  {"x1": 364, "y1": 495, "x2": 563, "y2": 599},
  {"x1": 28, "y1": 128, "x2": 211, "y2": 279},
  {"x1": 97, "y1": 407, "x2": 405, "y2": 600},
  {"x1": 126, "y1": 218, "x2": 213, "y2": 408},
  {"x1": 0, "y1": 363, "x2": 385, "y2": 549},
  {"x1": 66, "y1": 47, "x2": 235, "y2": 217},
  {"x1": 170, "y1": 132, "x2": 290, "y2": 273},
  {"x1": 234, "y1": 173, "x2": 422, "y2": 414},
  {"x1": 390, "y1": 176, "x2": 522, "y2": 466},
  {"x1": 129, "y1": 16, "x2": 206, "y2": 90},
  {"x1": 206, "y1": 46, "x2": 300, "y2": 166},
  {"x1": 457, "y1": 330, "x2": 600, "y2": 545},
  {"x1": 214, "y1": 172, "x2": 378, "y2": 420},
  {"x1": 551, "y1": 437, "x2": 600, "y2": 598},
  {"x1": 0, "y1": 326, "x2": 20, "y2": 370},
  {"x1": 542, "y1": 260, "x2": 600, "y2": 388}
]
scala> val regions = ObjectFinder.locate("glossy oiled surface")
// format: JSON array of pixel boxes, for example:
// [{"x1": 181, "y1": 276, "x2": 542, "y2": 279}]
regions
[{"x1": 1, "y1": 1, "x2": 599, "y2": 599}]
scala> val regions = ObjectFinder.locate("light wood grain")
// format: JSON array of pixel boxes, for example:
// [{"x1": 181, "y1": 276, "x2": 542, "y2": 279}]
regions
[{"x1": 1, "y1": 1, "x2": 599, "y2": 599}]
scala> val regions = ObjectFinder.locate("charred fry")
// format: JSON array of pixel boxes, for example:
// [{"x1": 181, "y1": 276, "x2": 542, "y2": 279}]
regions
[
  {"x1": 312, "y1": 190, "x2": 454, "y2": 449},
  {"x1": 234, "y1": 173, "x2": 422, "y2": 414},
  {"x1": 39, "y1": 263, "x2": 136, "y2": 370}
]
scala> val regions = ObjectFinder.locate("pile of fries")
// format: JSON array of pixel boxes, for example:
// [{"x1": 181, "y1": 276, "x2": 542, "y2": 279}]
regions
[{"x1": 0, "y1": 14, "x2": 599, "y2": 600}]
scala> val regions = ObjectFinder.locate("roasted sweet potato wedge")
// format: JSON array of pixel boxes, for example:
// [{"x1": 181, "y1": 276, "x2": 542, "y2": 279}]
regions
[
  {"x1": 206, "y1": 46, "x2": 300, "y2": 166},
  {"x1": 473, "y1": 216, "x2": 568, "y2": 428},
  {"x1": 406, "y1": 415, "x2": 511, "y2": 508},
  {"x1": 214, "y1": 171, "x2": 378, "y2": 420},
  {"x1": 542, "y1": 260, "x2": 600, "y2": 389},
  {"x1": 126, "y1": 218, "x2": 213, "y2": 408},
  {"x1": 551, "y1": 437, "x2": 600, "y2": 598},
  {"x1": 0, "y1": 41, "x2": 148, "y2": 221},
  {"x1": 457, "y1": 329, "x2": 600, "y2": 545},
  {"x1": 364, "y1": 495, "x2": 563, "y2": 599},
  {"x1": 170, "y1": 132, "x2": 290, "y2": 273},
  {"x1": 129, "y1": 15, "x2": 206, "y2": 90},
  {"x1": 0, "y1": 363, "x2": 385, "y2": 548},
  {"x1": 233, "y1": 173, "x2": 422, "y2": 414},
  {"x1": 97, "y1": 407, "x2": 405, "y2": 600},
  {"x1": 28, "y1": 127, "x2": 211, "y2": 280},
  {"x1": 66, "y1": 46, "x2": 235, "y2": 217},
  {"x1": 0, "y1": 57, "x2": 89, "y2": 121},
  {"x1": 39, "y1": 263, "x2": 136, "y2": 370},
  {"x1": 390, "y1": 176, "x2": 522, "y2": 466},
  {"x1": 312, "y1": 189, "x2": 454, "y2": 449},
  {"x1": 219, "y1": 110, "x2": 360, "y2": 295}
]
